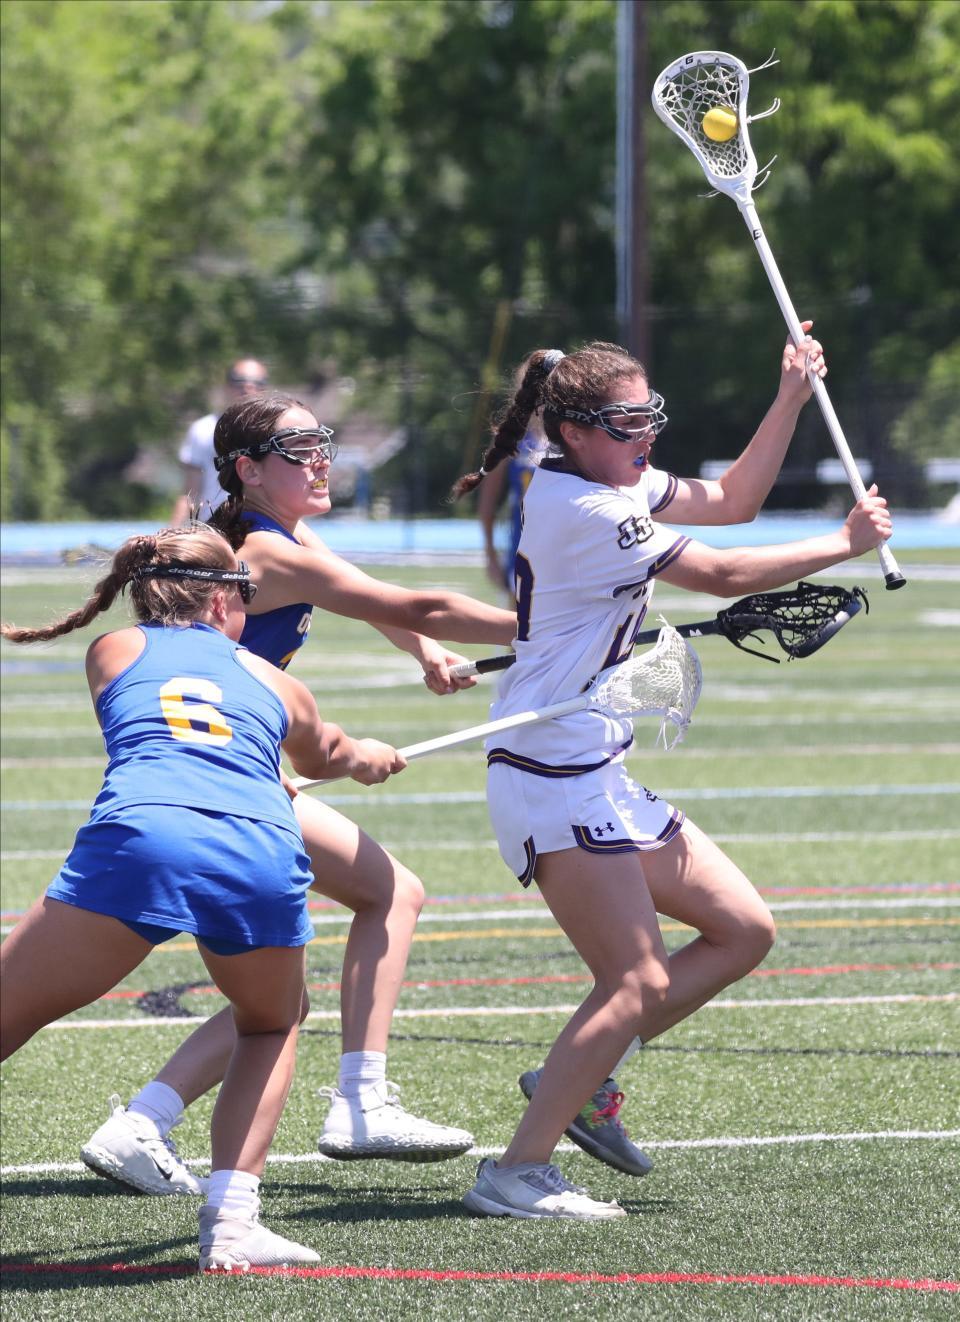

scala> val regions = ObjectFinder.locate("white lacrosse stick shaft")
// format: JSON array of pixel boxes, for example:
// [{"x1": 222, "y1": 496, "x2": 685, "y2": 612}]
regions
[
  {"x1": 739, "y1": 198, "x2": 904, "y2": 588},
  {"x1": 292, "y1": 626, "x2": 699, "y2": 791},
  {"x1": 651, "y1": 50, "x2": 905, "y2": 590},
  {"x1": 290, "y1": 695, "x2": 590, "y2": 791}
]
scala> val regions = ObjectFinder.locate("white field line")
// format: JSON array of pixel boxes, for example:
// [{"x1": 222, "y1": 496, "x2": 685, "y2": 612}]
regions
[
  {"x1": 5, "y1": 784, "x2": 959, "y2": 811},
  {"x1": 3, "y1": 713, "x2": 959, "y2": 738},
  {"x1": 3, "y1": 896, "x2": 957, "y2": 936},
  {"x1": 6, "y1": 743, "x2": 960, "y2": 770},
  {"x1": 4, "y1": 688, "x2": 960, "y2": 713},
  {"x1": 3, "y1": 830, "x2": 958, "y2": 863},
  {"x1": 4, "y1": 1130, "x2": 958, "y2": 1179},
  {"x1": 28, "y1": 992, "x2": 960, "y2": 1032}
]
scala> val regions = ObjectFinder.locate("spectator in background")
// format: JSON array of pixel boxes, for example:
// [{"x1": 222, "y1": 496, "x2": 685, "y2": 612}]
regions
[{"x1": 171, "y1": 359, "x2": 270, "y2": 523}]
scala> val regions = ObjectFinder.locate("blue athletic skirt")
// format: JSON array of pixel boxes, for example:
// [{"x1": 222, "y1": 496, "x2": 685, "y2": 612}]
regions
[{"x1": 47, "y1": 804, "x2": 314, "y2": 950}]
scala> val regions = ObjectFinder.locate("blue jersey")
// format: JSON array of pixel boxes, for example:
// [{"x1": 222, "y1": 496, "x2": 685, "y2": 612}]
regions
[
  {"x1": 50, "y1": 622, "x2": 313, "y2": 947},
  {"x1": 503, "y1": 432, "x2": 550, "y2": 589},
  {"x1": 90, "y1": 622, "x2": 298, "y2": 833},
  {"x1": 239, "y1": 512, "x2": 313, "y2": 669}
]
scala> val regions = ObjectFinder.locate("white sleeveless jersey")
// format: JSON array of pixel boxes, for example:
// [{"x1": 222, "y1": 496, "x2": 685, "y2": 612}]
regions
[{"x1": 486, "y1": 461, "x2": 688, "y2": 772}]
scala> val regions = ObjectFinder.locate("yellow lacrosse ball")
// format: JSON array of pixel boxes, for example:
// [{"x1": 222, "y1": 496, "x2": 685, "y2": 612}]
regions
[{"x1": 702, "y1": 106, "x2": 738, "y2": 142}]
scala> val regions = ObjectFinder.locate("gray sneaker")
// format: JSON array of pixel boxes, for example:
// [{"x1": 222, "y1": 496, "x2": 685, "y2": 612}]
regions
[
  {"x1": 519, "y1": 1069, "x2": 653, "y2": 1177},
  {"x1": 81, "y1": 1094, "x2": 205, "y2": 1196},
  {"x1": 199, "y1": 1201, "x2": 321, "y2": 1273},
  {"x1": 463, "y1": 1157, "x2": 626, "y2": 1221}
]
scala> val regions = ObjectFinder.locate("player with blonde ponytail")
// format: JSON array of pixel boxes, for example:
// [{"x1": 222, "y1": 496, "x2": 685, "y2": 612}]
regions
[{"x1": 1, "y1": 523, "x2": 404, "y2": 1271}]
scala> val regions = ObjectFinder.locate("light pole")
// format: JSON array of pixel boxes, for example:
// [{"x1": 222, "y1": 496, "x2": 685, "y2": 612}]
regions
[{"x1": 615, "y1": 0, "x2": 650, "y2": 365}]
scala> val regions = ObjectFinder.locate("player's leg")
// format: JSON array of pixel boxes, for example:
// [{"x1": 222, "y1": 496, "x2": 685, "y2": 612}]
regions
[
  {"x1": 1, "y1": 896, "x2": 151, "y2": 1059},
  {"x1": 293, "y1": 793, "x2": 473, "y2": 1162},
  {"x1": 626, "y1": 816, "x2": 776, "y2": 1040},
  {"x1": 503, "y1": 762, "x2": 660, "y2": 1179},
  {"x1": 80, "y1": 793, "x2": 471, "y2": 1181},
  {"x1": 513, "y1": 820, "x2": 774, "y2": 1186},
  {"x1": 465, "y1": 844, "x2": 664, "y2": 1220},
  {"x1": 194, "y1": 942, "x2": 320, "y2": 1272},
  {"x1": 295, "y1": 792, "x2": 423, "y2": 1054}
]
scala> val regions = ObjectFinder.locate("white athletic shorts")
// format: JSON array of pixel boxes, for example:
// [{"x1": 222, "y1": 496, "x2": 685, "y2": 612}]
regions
[{"x1": 487, "y1": 755, "x2": 684, "y2": 887}]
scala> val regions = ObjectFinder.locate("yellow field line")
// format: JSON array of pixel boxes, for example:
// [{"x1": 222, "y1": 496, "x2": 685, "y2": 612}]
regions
[{"x1": 159, "y1": 915, "x2": 960, "y2": 953}]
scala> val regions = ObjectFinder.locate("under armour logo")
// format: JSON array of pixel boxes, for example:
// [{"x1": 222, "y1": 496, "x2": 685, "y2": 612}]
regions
[{"x1": 594, "y1": 822, "x2": 616, "y2": 837}]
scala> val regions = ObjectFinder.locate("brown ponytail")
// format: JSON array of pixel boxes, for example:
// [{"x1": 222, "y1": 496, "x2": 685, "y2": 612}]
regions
[
  {"x1": 210, "y1": 392, "x2": 310, "y2": 548},
  {"x1": 1, "y1": 525, "x2": 238, "y2": 644},
  {"x1": 449, "y1": 349, "x2": 563, "y2": 502},
  {"x1": 450, "y1": 341, "x2": 648, "y2": 502}
]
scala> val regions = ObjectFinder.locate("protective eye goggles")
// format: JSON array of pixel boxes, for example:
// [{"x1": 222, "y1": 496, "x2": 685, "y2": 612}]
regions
[
  {"x1": 556, "y1": 392, "x2": 668, "y2": 443},
  {"x1": 133, "y1": 561, "x2": 258, "y2": 604},
  {"x1": 215, "y1": 426, "x2": 338, "y2": 472}
]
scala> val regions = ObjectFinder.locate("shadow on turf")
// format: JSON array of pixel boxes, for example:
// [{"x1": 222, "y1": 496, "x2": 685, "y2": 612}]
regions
[
  {"x1": 0, "y1": 1233, "x2": 198, "y2": 1291},
  {"x1": 291, "y1": 1181, "x2": 678, "y2": 1224},
  {"x1": 0, "y1": 1177, "x2": 146, "y2": 1199}
]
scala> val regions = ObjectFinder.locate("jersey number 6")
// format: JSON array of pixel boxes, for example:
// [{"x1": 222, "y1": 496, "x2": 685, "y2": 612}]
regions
[{"x1": 159, "y1": 678, "x2": 233, "y2": 747}]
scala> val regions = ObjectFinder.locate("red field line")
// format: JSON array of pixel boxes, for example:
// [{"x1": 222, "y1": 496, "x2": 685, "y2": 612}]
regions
[
  {"x1": 1, "y1": 1262, "x2": 956, "y2": 1291},
  {"x1": 94, "y1": 960, "x2": 959, "y2": 1002}
]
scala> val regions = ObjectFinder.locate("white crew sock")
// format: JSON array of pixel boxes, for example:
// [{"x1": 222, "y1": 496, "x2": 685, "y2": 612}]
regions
[
  {"x1": 338, "y1": 1050, "x2": 387, "y2": 1101},
  {"x1": 207, "y1": 1168, "x2": 260, "y2": 1220},
  {"x1": 127, "y1": 1081, "x2": 184, "y2": 1137},
  {"x1": 611, "y1": 1036, "x2": 644, "y2": 1078}
]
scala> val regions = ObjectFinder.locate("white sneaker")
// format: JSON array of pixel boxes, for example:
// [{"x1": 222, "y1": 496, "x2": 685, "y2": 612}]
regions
[
  {"x1": 80, "y1": 1094, "x2": 205, "y2": 1196},
  {"x1": 463, "y1": 1157, "x2": 627, "y2": 1221},
  {"x1": 199, "y1": 1200, "x2": 321, "y2": 1273},
  {"x1": 316, "y1": 1081, "x2": 474, "y2": 1162}
]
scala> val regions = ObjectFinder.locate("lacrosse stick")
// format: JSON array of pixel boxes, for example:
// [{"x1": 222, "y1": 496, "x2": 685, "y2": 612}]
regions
[
  {"x1": 291, "y1": 624, "x2": 702, "y2": 791},
  {"x1": 651, "y1": 50, "x2": 905, "y2": 591},
  {"x1": 450, "y1": 582, "x2": 868, "y2": 678}
]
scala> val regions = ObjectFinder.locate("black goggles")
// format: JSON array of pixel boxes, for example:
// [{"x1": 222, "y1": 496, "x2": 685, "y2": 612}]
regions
[
  {"x1": 215, "y1": 426, "x2": 337, "y2": 472},
  {"x1": 555, "y1": 392, "x2": 668, "y2": 443},
  {"x1": 133, "y1": 560, "x2": 258, "y2": 604}
]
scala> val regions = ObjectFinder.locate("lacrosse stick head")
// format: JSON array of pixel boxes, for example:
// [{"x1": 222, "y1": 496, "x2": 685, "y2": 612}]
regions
[
  {"x1": 717, "y1": 582, "x2": 868, "y2": 661},
  {"x1": 652, "y1": 51, "x2": 773, "y2": 206},
  {"x1": 593, "y1": 624, "x2": 703, "y2": 750}
]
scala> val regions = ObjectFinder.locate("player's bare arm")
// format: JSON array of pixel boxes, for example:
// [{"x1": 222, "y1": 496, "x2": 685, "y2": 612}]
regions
[
  {"x1": 242, "y1": 652, "x2": 405, "y2": 785},
  {"x1": 659, "y1": 486, "x2": 891, "y2": 597},
  {"x1": 658, "y1": 322, "x2": 827, "y2": 527},
  {"x1": 242, "y1": 532, "x2": 517, "y2": 644}
]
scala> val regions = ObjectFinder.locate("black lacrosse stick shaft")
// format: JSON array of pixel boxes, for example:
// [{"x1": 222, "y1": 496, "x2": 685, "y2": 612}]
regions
[{"x1": 460, "y1": 583, "x2": 867, "y2": 674}]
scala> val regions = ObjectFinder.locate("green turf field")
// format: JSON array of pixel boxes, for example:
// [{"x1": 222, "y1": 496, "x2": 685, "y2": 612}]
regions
[{"x1": 2, "y1": 552, "x2": 958, "y2": 1320}]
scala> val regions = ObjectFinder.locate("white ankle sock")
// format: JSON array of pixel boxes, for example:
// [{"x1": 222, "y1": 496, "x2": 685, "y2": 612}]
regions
[
  {"x1": 127, "y1": 1081, "x2": 184, "y2": 1137},
  {"x1": 338, "y1": 1050, "x2": 387, "y2": 1100},
  {"x1": 207, "y1": 1168, "x2": 260, "y2": 1220}
]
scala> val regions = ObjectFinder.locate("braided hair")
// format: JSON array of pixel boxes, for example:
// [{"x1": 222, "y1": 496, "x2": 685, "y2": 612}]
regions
[
  {"x1": 450, "y1": 342, "x2": 646, "y2": 501},
  {"x1": 1, "y1": 525, "x2": 238, "y2": 644}
]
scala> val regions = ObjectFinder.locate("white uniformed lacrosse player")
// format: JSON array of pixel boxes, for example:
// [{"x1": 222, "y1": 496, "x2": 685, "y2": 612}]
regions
[{"x1": 451, "y1": 338, "x2": 892, "y2": 1221}]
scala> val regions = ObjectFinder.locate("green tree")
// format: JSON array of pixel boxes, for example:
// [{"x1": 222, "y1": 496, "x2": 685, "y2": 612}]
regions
[
  {"x1": 2, "y1": 0, "x2": 956, "y2": 519},
  {"x1": 1, "y1": 0, "x2": 298, "y2": 518},
  {"x1": 291, "y1": 0, "x2": 959, "y2": 508}
]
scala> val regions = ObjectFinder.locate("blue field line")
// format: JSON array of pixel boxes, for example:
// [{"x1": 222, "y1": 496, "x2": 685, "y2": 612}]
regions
[
  {"x1": 3, "y1": 783, "x2": 958, "y2": 811},
  {"x1": 4, "y1": 512, "x2": 959, "y2": 562}
]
